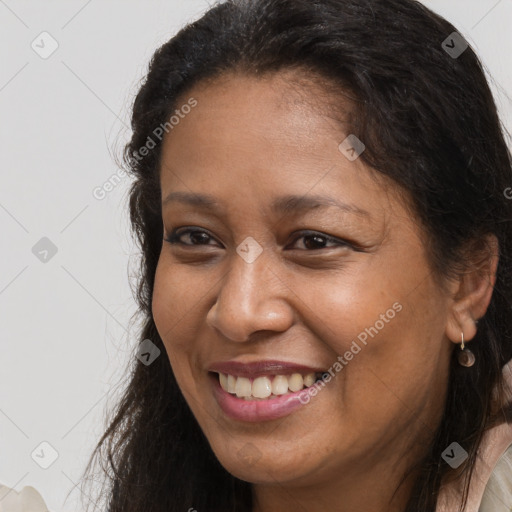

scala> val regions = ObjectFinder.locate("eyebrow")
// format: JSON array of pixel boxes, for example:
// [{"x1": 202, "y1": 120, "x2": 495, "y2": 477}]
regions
[{"x1": 162, "y1": 191, "x2": 370, "y2": 218}]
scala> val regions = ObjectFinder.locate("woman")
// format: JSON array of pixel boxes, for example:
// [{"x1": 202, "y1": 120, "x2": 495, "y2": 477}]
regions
[{"x1": 81, "y1": 0, "x2": 512, "y2": 510}]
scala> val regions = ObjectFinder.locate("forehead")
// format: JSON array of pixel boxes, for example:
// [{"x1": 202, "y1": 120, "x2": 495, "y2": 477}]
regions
[
  {"x1": 158, "y1": 71, "x2": 401, "y2": 220},
  {"x1": 161, "y1": 70, "x2": 352, "y2": 166}
]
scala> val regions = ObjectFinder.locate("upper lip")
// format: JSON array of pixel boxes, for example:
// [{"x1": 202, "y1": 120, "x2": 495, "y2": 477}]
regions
[{"x1": 208, "y1": 360, "x2": 326, "y2": 378}]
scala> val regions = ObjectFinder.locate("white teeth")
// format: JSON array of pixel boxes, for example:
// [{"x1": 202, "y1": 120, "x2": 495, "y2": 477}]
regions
[
  {"x1": 252, "y1": 376, "x2": 272, "y2": 398},
  {"x1": 271, "y1": 375, "x2": 289, "y2": 395},
  {"x1": 235, "y1": 377, "x2": 252, "y2": 398},
  {"x1": 288, "y1": 373, "x2": 304, "y2": 392},
  {"x1": 219, "y1": 373, "x2": 228, "y2": 391},
  {"x1": 303, "y1": 373, "x2": 316, "y2": 387},
  {"x1": 218, "y1": 371, "x2": 320, "y2": 399},
  {"x1": 227, "y1": 374, "x2": 237, "y2": 394}
]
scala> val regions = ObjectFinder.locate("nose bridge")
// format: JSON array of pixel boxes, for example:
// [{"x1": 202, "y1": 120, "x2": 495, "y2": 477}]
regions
[{"x1": 206, "y1": 249, "x2": 294, "y2": 342}]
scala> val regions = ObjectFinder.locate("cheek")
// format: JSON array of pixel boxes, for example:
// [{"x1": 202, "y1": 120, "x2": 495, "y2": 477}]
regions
[
  {"x1": 152, "y1": 258, "x2": 204, "y2": 345},
  {"x1": 151, "y1": 260, "x2": 198, "y2": 382},
  {"x1": 152, "y1": 262, "x2": 175, "y2": 344},
  {"x1": 152, "y1": 267, "x2": 199, "y2": 408},
  {"x1": 290, "y1": 265, "x2": 402, "y2": 355},
  {"x1": 292, "y1": 254, "x2": 449, "y2": 412}
]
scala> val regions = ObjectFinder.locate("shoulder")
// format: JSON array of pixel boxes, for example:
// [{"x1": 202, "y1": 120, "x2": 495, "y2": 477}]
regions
[
  {"x1": 479, "y1": 443, "x2": 512, "y2": 512},
  {"x1": 478, "y1": 359, "x2": 512, "y2": 511},
  {"x1": 0, "y1": 483, "x2": 49, "y2": 511},
  {"x1": 437, "y1": 359, "x2": 512, "y2": 512}
]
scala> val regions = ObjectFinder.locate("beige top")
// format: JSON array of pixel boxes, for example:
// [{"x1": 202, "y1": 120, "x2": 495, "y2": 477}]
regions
[
  {"x1": 437, "y1": 359, "x2": 512, "y2": 512},
  {"x1": 0, "y1": 484, "x2": 49, "y2": 511},
  {"x1": 479, "y1": 443, "x2": 512, "y2": 511}
]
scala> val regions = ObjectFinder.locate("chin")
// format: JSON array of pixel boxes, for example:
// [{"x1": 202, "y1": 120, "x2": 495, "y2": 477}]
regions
[{"x1": 206, "y1": 434, "x2": 322, "y2": 485}]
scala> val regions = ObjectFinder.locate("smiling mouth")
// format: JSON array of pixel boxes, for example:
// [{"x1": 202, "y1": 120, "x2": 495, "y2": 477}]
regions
[{"x1": 212, "y1": 371, "x2": 324, "y2": 400}]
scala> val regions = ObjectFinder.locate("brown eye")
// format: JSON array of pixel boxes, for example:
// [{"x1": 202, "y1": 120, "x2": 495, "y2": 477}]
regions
[
  {"x1": 290, "y1": 231, "x2": 352, "y2": 251},
  {"x1": 165, "y1": 228, "x2": 219, "y2": 247}
]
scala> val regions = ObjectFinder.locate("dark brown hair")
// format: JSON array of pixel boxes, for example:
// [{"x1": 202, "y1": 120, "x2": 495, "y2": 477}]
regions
[{"x1": 81, "y1": 1, "x2": 512, "y2": 510}]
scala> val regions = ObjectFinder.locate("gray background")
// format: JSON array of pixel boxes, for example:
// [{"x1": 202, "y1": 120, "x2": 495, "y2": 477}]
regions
[{"x1": 1, "y1": 1, "x2": 511, "y2": 510}]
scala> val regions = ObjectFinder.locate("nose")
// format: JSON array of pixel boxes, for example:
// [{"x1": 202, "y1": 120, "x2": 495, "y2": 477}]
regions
[{"x1": 205, "y1": 252, "x2": 295, "y2": 342}]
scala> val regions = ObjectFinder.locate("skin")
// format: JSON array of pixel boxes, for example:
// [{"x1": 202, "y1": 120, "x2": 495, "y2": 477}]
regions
[{"x1": 151, "y1": 70, "x2": 498, "y2": 512}]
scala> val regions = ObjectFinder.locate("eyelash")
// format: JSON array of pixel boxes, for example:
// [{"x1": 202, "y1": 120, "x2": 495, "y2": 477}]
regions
[{"x1": 164, "y1": 227, "x2": 354, "y2": 251}]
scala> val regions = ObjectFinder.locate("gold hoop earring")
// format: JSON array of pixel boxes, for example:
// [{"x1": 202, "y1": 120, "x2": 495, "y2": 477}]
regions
[{"x1": 457, "y1": 331, "x2": 475, "y2": 367}]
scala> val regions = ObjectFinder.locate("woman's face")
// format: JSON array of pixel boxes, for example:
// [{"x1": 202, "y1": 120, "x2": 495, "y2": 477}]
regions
[{"x1": 152, "y1": 72, "x2": 454, "y2": 489}]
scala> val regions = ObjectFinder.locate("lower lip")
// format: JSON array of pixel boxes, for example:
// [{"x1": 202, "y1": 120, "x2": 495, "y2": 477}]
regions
[{"x1": 210, "y1": 373, "x2": 317, "y2": 422}]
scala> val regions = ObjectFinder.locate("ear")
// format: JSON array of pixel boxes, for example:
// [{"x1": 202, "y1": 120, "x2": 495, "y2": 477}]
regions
[{"x1": 445, "y1": 234, "x2": 499, "y2": 344}]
